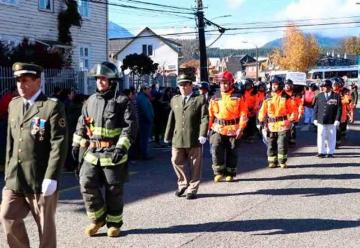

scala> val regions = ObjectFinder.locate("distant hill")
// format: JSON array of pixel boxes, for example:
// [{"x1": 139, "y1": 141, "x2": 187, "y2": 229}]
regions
[
  {"x1": 263, "y1": 34, "x2": 345, "y2": 48},
  {"x1": 108, "y1": 22, "x2": 133, "y2": 39}
]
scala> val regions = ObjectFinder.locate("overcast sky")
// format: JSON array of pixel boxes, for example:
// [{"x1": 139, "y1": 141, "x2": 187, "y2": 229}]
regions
[{"x1": 109, "y1": 0, "x2": 360, "y2": 48}]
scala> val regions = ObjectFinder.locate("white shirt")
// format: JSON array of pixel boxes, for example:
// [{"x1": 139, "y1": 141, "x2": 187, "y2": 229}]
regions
[
  {"x1": 182, "y1": 92, "x2": 193, "y2": 104},
  {"x1": 23, "y1": 89, "x2": 42, "y2": 107}
]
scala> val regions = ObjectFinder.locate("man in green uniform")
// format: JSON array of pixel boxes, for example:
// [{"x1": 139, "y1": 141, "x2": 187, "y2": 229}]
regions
[
  {"x1": 164, "y1": 74, "x2": 208, "y2": 199},
  {"x1": 72, "y1": 62, "x2": 137, "y2": 237},
  {"x1": 0, "y1": 62, "x2": 68, "y2": 248}
]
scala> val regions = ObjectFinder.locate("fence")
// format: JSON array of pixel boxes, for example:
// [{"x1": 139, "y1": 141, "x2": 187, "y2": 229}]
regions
[
  {"x1": 0, "y1": 66, "x2": 178, "y2": 98},
  {"x1": 123, "y1": 73, "x2": 177, "y2": 90},
  {"x1": 0, "y1": 66, "x2": 94, "y2": 97}
]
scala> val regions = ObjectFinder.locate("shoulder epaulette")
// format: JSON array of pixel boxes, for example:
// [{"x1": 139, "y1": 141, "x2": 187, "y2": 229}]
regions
[{"x1": 10, "y1": 96, "x2": 21, "y2": 102}]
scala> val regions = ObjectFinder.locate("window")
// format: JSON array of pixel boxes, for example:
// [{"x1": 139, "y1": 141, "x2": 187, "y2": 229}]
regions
[
  {"x1": 148, "y1": 45, "x2": 153, "y2": 56},
  {"x1": 142, "y1": 44, "x2": 153, "y2": 56},
  {"x1": 78, "y1": 0, "x2": 89, "y2": 18},
  {"x1": 39, "y1": 0, "x2": 53, "y2": 11},
  {"x1": 79, "y1": 46, "x2": 90, "y2": 70},
  {"x1": 0, "y1": 0, "x2": 17, "y2": 5}
]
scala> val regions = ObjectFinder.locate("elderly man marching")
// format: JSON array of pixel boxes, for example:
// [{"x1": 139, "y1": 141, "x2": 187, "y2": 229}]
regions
[
  {"x1": 1, "y1": 63, "x2": 68, "y2": 248},
  {"x1": 164, "y1": 73, "x2": 208, "y2": 200},
  {"x1": 258, "y1": 77, "x2": 297, "y2": 168},
  {"x1": 208, "y1": 71, "x2": 248, "y2": 182},
  {"x1": 72, "y1": 62, "x2": 137, "y2": 237}
]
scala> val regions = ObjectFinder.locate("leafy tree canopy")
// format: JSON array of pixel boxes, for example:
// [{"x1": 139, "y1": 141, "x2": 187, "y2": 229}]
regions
[{"x1": 121, "y1": 53, "x2": 158, "y2": 76}]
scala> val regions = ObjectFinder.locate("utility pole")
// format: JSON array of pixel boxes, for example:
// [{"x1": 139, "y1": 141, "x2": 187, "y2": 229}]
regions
[{"x1": 196, "y1": 0, "x2": 209, "y2": 82}]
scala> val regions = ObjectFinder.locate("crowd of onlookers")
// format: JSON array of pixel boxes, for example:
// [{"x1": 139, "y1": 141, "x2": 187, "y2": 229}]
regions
[{"x1": 0, "y1": 79, "x2": 358, "y2": 172}]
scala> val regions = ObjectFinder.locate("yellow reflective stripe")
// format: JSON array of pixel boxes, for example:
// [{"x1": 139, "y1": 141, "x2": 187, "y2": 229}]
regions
[
  {"x1": 92, "y1": 127, "x2": 122, "y2": 138},
  {"x1": 106, "y1": 214, "x2": 123, "y2": 223},
  {"x1": 84, "y1": 152, "x2": 99, "y2": 165},
  {"x1": 268, "y1": 156, "x2": 277, "y2": 162},
  {"x1": 99, "y1": 154, "x2": 128, "y2": 166},
  {"x1": 213, "y1": 164, "x2": 225, "y2": 170},
  {"x1": 226, "y1": 167, "x2": 236, "y2": 173},
  {"x1": 117, "y1": 136, "x2": 131, "y2": 150},
  {"x1": 72, "y1": 133, "x2": 82, "y2": 145},
  {"x1": 87, "y1": 207, "x2": 106, "y2": 221},
  {"x1": 278, "y1": 154, "x2": 287, "y2": 160}
]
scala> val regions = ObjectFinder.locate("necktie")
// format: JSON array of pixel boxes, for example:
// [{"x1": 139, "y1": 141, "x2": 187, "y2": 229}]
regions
[
  {"x1": 182, "y1": 96, "x2": 187, "y2": 107},
  {"x1": 24, "y1": 101, "x2": 29, "y2": 115}
]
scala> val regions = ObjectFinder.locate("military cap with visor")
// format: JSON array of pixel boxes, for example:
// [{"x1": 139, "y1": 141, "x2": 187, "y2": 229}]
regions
[
  {"x1": 177, "y1": 74, "x2": 193, "y2": 86},
  {"x1": 320, "y1": 79, "x2": 332, "y2": 88},
  {"x1": 13, "y1": 62, "x2": 43, "y2": 78}
]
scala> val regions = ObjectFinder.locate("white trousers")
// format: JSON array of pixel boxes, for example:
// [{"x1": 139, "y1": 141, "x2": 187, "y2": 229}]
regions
[
  {"x1": 317, "y1": 124, "x2": 337, "y2": 155},
  {"x1": 304, "y1": 107, "x2": 314, "y2": 124}
]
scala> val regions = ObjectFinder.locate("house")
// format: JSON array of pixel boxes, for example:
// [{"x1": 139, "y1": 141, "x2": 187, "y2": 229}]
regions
[
  {"x1": 244, "y1": 57, "x2": 269, "y2": 80},
  {"x1": 219, "y1": 54, "x2": 256, "y2": 75},
  {"x1": 0, "y1": 0, "x2": 108, "y2": 70},
  {"x1": 112, "y1": 27, "x2": 182, "y2": 76}
]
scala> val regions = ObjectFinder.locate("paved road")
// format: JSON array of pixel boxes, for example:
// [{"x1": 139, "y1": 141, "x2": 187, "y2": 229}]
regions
[{"x1": 1, "y1": 109, "x2": 360, "y2": 248}]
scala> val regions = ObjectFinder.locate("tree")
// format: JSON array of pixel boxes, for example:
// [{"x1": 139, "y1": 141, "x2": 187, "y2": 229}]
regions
[
  {"x1": 58, "y1": 0, "x2": 82, "y2": 45},
  {"x1": 271, "y1": 25, "x2": 320, "y2": 72},
  {"x1": 342, "y1": 36, "x2": 360, "y2": 55},
  {"x1": 10, "y1": 38, "x2": 65, "y2": 68},
  {"x1": 0, "y1": 41, "x2": 11, "y2": 66},
  {"x1": 121, "y1": 53, "x2": 159, "y2": 78}
]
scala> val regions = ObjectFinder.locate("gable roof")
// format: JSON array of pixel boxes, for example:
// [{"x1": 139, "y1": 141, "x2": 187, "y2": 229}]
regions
[{"x1": 113, "y1": 27, "x2": 181, "y2": 58}]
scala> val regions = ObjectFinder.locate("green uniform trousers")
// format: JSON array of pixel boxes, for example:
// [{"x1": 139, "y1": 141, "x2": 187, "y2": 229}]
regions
[
  {"x1": 267, "y1": 131, "x2": 288, "y2": 164},
  {"x1": 210, "y1": 132, "x2": 239, "y2": 177}
]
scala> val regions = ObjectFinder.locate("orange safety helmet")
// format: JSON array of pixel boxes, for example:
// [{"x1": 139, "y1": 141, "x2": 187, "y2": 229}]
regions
[{"x1": 216, "y1": 70, "x2": 234, "y2": 85}]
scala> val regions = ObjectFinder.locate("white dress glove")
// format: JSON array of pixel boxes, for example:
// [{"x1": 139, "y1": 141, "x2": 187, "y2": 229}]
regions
[
  {"x1": 313, "y1": 120, "x2": 318, "y2": 126},
  {"x1": 198, "y1": 136, "x2": 207, "y2": 145},
  {"x1": 334, "y1": 120, "x2": 340, "y2": 127},
  {"x1": 42, "y1": 179, "x2": 57, "y2": 196}
]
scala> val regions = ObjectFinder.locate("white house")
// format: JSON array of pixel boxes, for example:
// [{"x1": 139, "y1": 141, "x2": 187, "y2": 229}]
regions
[
  {"x1": 0, "y1": 0, "x2": 108, "y2": 70},
  {"x1": 112, "y1": 27, "x2": 181, "y2": 76}
]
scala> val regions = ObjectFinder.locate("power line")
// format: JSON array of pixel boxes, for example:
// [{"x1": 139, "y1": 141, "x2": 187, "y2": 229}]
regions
[
  {"x1": 117, "y1": 0, "x2": 194, "y2": 11},
  {"x1": 84, "y1": 0, "x2": 196, "y2": 15}
]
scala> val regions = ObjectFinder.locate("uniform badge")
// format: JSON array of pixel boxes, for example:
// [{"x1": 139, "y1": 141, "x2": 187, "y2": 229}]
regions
[
  {"x1": 39, "y1": 119, "x2": 46, "y2": 141},
  {"x1": 58, "y1": 118, "x2": 66, "y2": 128},
  {"x1": 31, "y1": 117, "x2": 40, "y2": 135}
]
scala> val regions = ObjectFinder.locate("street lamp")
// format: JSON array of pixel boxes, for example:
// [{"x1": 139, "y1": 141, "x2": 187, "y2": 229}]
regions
[{"x1": 242, "y1": 41, "x2": 259, "y2": 80}]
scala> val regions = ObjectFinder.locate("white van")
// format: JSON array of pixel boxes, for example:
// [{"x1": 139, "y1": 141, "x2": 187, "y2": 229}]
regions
[{"x1": 269, "y1": 71, "x2": 307, "y2": 86}]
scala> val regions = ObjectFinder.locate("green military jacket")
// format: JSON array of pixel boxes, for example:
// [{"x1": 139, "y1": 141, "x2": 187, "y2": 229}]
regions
[
  {"x1": 164, "y1": 93, "x2": 209, "y2": 148},
  {"x1": 5, "y1": 93, "x2": 68, "y2": 194}
]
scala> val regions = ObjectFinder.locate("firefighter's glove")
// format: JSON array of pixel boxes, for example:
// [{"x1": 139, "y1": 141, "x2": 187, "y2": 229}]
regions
[
  {"x1": 198, "y1": 136, "x2": 207, "y2": 145},
  {"x1": 334, "y1": 120, "x2": 340, "y2": 127},
  {"x1": 112, "y1": 147, "x2": 126, "y2": 164},
  {"x1": 71, "y1": 146, "x2": 80, "y2": 162},
  {"x1": 42, "y1": 179, "x2": 57, "y2": 196},
  {"x1": 313, "y1": 120, "x2": 318, "y2": 126}
]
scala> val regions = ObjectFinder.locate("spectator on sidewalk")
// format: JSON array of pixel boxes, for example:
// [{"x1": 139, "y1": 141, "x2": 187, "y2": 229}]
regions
[{"x1": 136, "y1": 83, "x2": 154, "y2": 160}]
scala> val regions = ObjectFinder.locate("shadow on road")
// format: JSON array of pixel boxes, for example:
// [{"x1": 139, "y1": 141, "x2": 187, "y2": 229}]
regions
[
  {"x1": 123, "y1": 218, "x2": 360, "y2": 235},
  {"x1": 197, "y1": 187, "x2": 360, "y2": 198},
  {"x1": 241, "y1": 173, "x2": 360, "y2": 182}
]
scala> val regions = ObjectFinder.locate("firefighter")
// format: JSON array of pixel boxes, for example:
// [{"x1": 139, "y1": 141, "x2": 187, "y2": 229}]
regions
[
  {"x1": 258, "y1": 77, "x2": 297, "y2": 168},
  {"x1": 284, "y1": 79, "x2": 304, "y2": 145},
  {"x1": 209, "y1": 71, "x2": 248, "y2": 182},
  {"x1": 243, "y1": 78, "x2": 258, "y2": 143},
  {"x1": 71, "y1": 62, "x2": 137, "y2": 237},
  {"x1": 332, "y1": 77, "x2": 349, "y2": 147}
]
